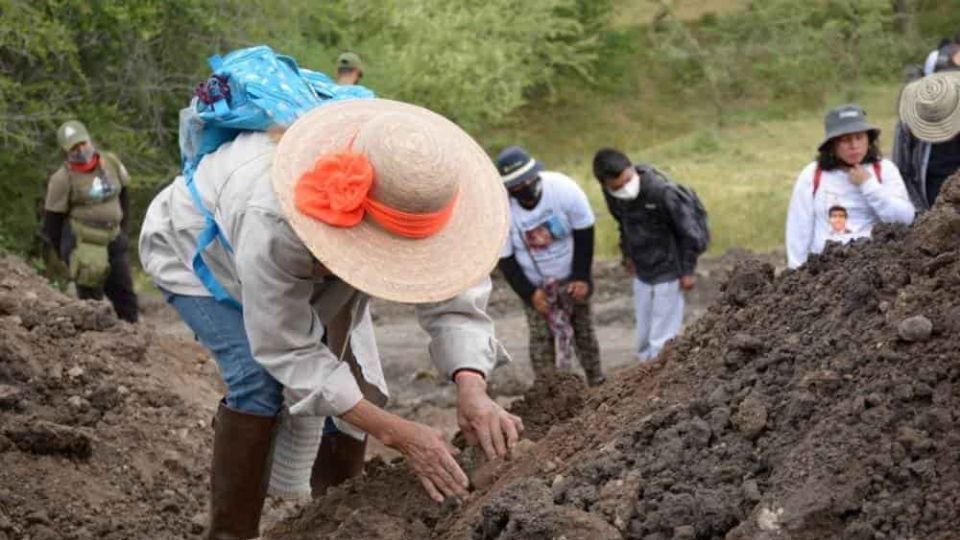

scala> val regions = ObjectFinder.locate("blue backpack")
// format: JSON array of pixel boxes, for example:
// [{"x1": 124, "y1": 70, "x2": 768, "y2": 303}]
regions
[{"x1": 178, "y1": 45, "x2": 375, "y2": 309}]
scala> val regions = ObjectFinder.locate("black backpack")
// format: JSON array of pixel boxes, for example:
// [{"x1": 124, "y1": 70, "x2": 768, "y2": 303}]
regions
[{"x1": 667, "y1": 181, "x2": 711, "y2": 255}]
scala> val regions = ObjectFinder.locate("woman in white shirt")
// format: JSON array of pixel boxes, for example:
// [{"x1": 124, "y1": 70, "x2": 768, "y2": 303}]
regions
[{"x1": 786, "y1": 104, "x2": 915, "y2": 269}]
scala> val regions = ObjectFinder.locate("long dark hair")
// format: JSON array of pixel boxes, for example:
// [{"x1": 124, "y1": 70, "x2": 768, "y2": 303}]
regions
[{"x1": 816, "y1": 132, "x2": 882, "y2": 171}]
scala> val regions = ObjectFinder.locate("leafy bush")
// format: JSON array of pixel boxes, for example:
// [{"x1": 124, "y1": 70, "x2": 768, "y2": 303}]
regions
[
  {"x1": 0, "y1": 0, "x2": 606, "y2": 255},
  {"x1": 645, "y1": 0, "x2": 918, "y2": 124}
]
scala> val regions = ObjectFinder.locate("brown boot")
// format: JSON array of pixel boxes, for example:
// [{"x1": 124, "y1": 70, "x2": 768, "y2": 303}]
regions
[
  {"x1": 309, "y1": 432, "x2": 367, "y2": 497},
  {"x1": 208, "y1": 403, "x2": 278, "y2": 540}
]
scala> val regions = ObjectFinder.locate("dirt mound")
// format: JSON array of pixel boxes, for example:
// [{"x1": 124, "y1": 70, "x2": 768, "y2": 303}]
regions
[
  {"x1": 273, "y1": 176, "x2": 960, "y2": 540},
  {"x1": 503, "y1": 371, "x2": 586, "y2": 441},
  {"x1": 0, "y1": 257, "x2": 220, "y2": 539}
]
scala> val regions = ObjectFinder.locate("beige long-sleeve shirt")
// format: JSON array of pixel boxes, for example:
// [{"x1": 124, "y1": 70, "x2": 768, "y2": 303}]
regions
[{"x1": 139, "y1": 132, "x2": 505, "y2": 418}]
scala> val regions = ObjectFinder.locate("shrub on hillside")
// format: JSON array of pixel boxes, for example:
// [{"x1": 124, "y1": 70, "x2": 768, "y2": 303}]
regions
[{"x1": 647, "y1": 0, "x2": 915, "y2": 123}]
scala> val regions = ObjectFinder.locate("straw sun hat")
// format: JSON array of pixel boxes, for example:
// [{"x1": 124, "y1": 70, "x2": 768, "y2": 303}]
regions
[
  {"x1": 899, "y1": 71, "x2": 960, "y2": 143},
  {"x1": 272, "y1": 99, "x2": 509, "y2": 304}
]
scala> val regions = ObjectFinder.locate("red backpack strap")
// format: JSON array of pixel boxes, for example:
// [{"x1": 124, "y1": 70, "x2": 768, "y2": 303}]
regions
[{"x1": 872, "y1": 161, "x2": 882, "y2": 183}]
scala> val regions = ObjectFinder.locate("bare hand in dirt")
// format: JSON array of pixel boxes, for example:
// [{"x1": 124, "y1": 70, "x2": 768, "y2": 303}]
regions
[
  {"x1": 679, "y1": 275, "x2": 696, "y2": 291},
  {"x1": 567, "y1": 280, "x2": 590, "y2": 302},
  {"x1": 531, "y1": 288, "x2": 550, "y2": 316},
  {"x1": 391, "y1": 419, "x2": 469, "y2": 503},
  {"x1": 340, "y1": 400, "x2": 467, "y2": 503},
  {"x1": 622, "y1": 258, "x2": 636, "y2": 276},
  {"x1": 846, "y1": 165, "x2": 870, "y2": 186},
  {"x1": 455, "y1": 371, "x2": 524, "y2": 461}
]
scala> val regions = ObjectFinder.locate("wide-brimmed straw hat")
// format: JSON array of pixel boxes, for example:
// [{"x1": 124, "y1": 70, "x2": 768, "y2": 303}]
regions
[
  {"x1": 272, "y1": 99, "x2": 509, "y2": 303},
  {"x1": 899, "y1": 71, "x2": 960, "y2": 143},
  {"x1": 817, "y1": 104, "x2": 880, "y2": 152}
]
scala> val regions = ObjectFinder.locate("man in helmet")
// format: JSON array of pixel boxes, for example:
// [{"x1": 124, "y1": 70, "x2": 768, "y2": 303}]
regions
[
  {"x1": 42, "y1": 120, "x2": 139, "y2": 322},
  {"x1": 334, "y1": 52, "x2": 364, "y2": 86}
]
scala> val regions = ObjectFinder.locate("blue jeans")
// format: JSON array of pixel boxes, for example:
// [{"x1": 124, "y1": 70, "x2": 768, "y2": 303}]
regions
[{"x1": 165, "y1": 292, "x2": 284, "y2": 417}]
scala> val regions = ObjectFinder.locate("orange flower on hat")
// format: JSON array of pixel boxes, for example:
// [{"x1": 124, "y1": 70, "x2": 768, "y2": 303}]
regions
[{"x1": 295, "y1": 151, "x2": 374, "y2": 227}]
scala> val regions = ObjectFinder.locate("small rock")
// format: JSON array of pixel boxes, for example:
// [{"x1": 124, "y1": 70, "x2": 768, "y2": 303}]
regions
[
  {"x1": 742, "y1": 479, "x2": 762, "y2": 502},
  {"x1": 190, "y1": 512, "x2": 206, "y2": 535},
  {"x1": 673, "y1": 525, "x2": 696, "y2": 540},
  {"x1": 0, "y1": 292, "x2": 19, "y2": 315},
  {"x1": 0, "y1": 385, "x2": 21, "y2": 410},
  {"x1": 898, "y1": 315, "x2": 933, "y2": 342},
  {"x1": 67, "y1": 395, "x2": 90, "y2": 411},
  {"x1": 735, "y1": 395, "x2": 768, "y2": 440},
  {"x1": 47, "y1": 362, "x2": 63, "y2": 380},
  {"x1": 509, "y1": 438, "x2": 536, "y2": 460},
  {"x1": 25, "y1": 510, "x2": 51, "y2": 526},
  {"x1": 757, "y1": 507, "x2": 784, "y2": 532},
  {"x1": 551, "y1": 474, "x2": 565, "y2": 490},
  {"x1": 67, "y1": 366, "x2": 85, "y2": 379},
  {"x1": 551, "y1": 474, "x2": 569, "y2": 502}
]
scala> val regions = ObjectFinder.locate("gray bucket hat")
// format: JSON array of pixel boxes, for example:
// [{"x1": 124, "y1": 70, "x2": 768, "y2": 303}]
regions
[
  {"x1": 898, "y1": 71, "x2": 960, "y2": 143},
  {"x1": 818, "y1": 104, "x2": 880, "y2": 152}
]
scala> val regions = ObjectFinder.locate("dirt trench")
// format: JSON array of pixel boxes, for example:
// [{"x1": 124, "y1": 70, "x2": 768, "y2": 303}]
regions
[{"x1": 270, "y1": 176, "x2": 960, "y2": 540}]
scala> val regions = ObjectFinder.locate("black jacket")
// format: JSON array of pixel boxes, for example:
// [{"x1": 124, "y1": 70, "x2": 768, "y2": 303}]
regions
[
  {"x1": 602, "y1": 165, "x2": 704, "y2": 284},
  {"x1": 892, "y1": 120, "x2": 960, "y2": 211},
  {"x1": 892, "y1": 121, "x2": 933, "y2": 211}
]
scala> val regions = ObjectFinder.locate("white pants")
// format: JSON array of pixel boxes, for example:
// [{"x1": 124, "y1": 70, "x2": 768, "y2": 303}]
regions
[{"x1": 633, "y1": 278, "x2": 684, "y2": 362}]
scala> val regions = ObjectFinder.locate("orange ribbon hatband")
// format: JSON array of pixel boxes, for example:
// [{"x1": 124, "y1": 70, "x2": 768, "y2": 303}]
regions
[{"x1": 294, "y1": 151, "x2": 458, "y2": 239}]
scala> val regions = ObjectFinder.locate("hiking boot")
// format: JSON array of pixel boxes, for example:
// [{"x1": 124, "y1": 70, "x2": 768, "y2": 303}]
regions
[
  {"x1": 310, "y1": 431, "x2": 367, "y2": 497},
  {"x1": 208, "y1": 403, "x2": 278, "y2": 540}
]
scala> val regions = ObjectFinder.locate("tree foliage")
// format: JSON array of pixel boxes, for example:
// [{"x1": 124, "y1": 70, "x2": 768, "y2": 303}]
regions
[
  {"x1": 647, "y1": 0, "x2": 917, "y2": 125},
  {"x1": 0, "y1": 0, "x2": 606, "y2": 255},
  {"x1": 0, "y1": 0, "x2": 952, "y2": 258}
]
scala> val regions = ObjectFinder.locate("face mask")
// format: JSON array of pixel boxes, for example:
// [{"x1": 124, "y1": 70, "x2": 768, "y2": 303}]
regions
[
  {"x1": 68, "y1": 146, "x2": 96, "y2": 164},
  {"x1": 509, "y1": 177, "x2": 543, "y2": 208},
  {"x1": 608, "y1": 173, "x2": 640, "y2": 200}
]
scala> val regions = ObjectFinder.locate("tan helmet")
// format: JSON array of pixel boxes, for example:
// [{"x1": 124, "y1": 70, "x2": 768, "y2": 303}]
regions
[{"x1": 56, "y1": 120, "x2": 91, "y2": 152}]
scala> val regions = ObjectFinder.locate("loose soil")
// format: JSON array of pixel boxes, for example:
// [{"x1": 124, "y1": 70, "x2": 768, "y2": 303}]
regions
[
  {"x1": 271, "y1": 176, "x2": 960, "y2": 540},
  {"x1": 0, "y1": 258, "x2": 222, "y2": 540}
]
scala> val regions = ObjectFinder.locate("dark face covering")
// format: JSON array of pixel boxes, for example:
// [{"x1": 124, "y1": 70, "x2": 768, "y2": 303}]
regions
[{"x1": 509, "y1": 176, "x2": 543, "y2": 209}]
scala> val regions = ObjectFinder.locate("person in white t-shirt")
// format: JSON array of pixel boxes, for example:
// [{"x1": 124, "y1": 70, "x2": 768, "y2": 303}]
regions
[
  {"x1": 495, "y1": 146, "x2": 605, "y2": 386},
  {"x1": 786, "y1": 104, "x2": 915, "y2": 269}
]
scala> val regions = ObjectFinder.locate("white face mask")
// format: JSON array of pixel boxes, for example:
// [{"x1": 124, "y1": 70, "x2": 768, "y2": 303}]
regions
[{"x1": 608, "y1": 173, "x2": 640, "y2": 200}]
